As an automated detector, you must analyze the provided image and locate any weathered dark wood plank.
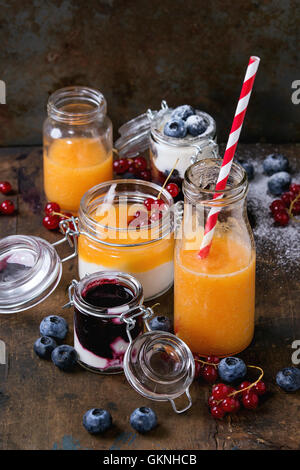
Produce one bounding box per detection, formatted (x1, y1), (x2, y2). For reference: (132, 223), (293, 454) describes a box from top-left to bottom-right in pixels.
(0, 144), (299, 450)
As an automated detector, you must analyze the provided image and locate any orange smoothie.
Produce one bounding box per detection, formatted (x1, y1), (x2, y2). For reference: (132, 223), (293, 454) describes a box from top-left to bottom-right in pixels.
(43, 137), (113, 213)
(174, 235), (255, 356)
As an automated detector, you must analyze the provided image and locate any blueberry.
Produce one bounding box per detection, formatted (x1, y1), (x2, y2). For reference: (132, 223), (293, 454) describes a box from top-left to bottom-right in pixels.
(238, 159), (254, 181)
(34, 336), (57, 359)
(268, 171), (291, 196)
(263, 153), (289, 176)
(186, 115), (207, 136)
(171, 105), (195, 121)
(276, 367), (300, 392)
(130, 407), (157, 433)
(40, 315), (68, 340)
(51, 345), (77, 371)
(164, 119), (187, 138)
(149, 315), (172, 332)
(218, 357), (247, 383)
(83, 408), (112, 434)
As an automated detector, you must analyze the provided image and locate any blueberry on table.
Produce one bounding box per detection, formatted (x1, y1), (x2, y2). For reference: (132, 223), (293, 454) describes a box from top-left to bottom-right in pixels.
(149, 315), (172, 332)
(186, 115), (207, 136)
(238, 159), (255, 181)
(268, 171), (291, 196)
(164, 119), (187, 138)
(83, 408), (112, 434)
(40, 315), (68, 340)
(218, 357), (247, 383)
(34, 336), (57, 359)
(276, 367), (300, 392)
(171, 105), (195, 121)
(130, 407), (157, 433)
(263, 153), (289, 176)
(51, 345), (77, 371)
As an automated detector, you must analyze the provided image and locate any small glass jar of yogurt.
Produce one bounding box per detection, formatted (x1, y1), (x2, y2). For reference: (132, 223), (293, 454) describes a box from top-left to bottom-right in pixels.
(69, 271), (144, 374)
(77, 179), (175, 300)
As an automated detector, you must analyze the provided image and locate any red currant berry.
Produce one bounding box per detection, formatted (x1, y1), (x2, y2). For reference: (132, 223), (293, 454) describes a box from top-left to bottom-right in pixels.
(210, 405), (225, 419)
(45, 202), (60, 216)
(194, 361), (203, 380)
(253, 381), (266, 396)
(0, 199), (15, 215)
(133, 156), (147, 172)
(212, 383), (230, 400)
(233, 399), (241, 412)
(0, 181), (12, 194)
(42, 214), (60, 230)
(143, 197), (155, 211)
(206, 355), (220, 365)
(221, 397), (237, 413)
(238, 381), (252, 395)
(281, 191), (294, 207)
(150, 210), (162, 223)
(289, 183), (300, 196)
(292, 201), (300, 216)
(242, 391), (259, 410)
(139, 169), (151, 181)
(270, 199), (286, 214)
(113, 158), (129, 175)
(60, 212), (75, 231)
(166, 182), (179, 198)
(208, 395), (218, 408)
(226, 386), (236, 396)
(273, 210), (289, 226)
(202, 365), (218, 383)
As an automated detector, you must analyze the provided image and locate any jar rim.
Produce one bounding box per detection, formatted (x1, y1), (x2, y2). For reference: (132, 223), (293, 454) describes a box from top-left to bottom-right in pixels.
(78, 179), (175, 247)
(72, 271), (144, 317)
(183, 158), (248, 206)
(47, 86), (107, 124)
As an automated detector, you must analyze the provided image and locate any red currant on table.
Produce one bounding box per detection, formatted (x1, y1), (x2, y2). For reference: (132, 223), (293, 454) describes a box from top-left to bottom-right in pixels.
(194, 360), (203, 380)
(42, 214), (60, 230)
(238, 381), (252, 395)
(212, 383), (230, 400)
(292, 201), (300, 215)
(133, 156), (147, 172)
(208, 395), (218, 408)
(281, 191), (294, 207)
(139, 169), (151, 181)
(210, 405), (225, 419)
(0, 200), (15, 215)
(289, 183), (300, 196)
(166, 182), (179, 198)
(113, 158), (129, 175)
(202, 364), (218, 383)
(45, 202), (60, 216)
(270, 199), (286, 214)
(242, 391), (259, 410)
(253, 381), (266, 396)
(206, 355), (220, 365)
(0, 181), (12, 194)
(273, 210), (289, 226)
(221, 397), (237, 413)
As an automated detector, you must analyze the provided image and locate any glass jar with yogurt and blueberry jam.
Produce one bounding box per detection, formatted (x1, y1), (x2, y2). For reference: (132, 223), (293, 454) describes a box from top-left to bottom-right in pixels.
(115, 101), (218, 199)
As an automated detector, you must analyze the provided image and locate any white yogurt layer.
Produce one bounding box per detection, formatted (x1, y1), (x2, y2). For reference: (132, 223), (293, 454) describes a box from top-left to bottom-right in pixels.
(78, 258), (174, 300)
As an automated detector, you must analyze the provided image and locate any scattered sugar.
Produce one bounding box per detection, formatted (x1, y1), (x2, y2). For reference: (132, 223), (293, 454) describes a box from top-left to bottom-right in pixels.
(246, 155), (300, 273)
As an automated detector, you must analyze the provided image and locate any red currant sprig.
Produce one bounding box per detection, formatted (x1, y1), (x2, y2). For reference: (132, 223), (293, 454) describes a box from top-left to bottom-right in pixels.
(270, 183), (300, 226)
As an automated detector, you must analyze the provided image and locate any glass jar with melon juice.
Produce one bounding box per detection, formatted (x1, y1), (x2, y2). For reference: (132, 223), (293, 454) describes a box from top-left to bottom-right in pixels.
(43, 86), (113, 213)
(174, 159), (255, 357)
(77, 179), (175, 301)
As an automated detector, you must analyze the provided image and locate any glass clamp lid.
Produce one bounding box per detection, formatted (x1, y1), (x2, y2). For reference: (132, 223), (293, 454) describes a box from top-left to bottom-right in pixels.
(123, 327), (195, 414)
(0, 235), (64, 314)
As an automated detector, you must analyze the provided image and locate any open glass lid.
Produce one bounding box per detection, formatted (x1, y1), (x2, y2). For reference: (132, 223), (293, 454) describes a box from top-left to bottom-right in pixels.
(123, 328), (195, 414)
(0, 235), (62, 314)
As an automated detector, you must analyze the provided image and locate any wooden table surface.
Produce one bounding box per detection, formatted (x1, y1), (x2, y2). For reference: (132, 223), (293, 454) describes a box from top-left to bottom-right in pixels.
(0, 144), (299, 451)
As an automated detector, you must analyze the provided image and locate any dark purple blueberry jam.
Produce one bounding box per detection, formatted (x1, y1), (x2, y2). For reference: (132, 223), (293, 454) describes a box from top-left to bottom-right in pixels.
(74, 281), (142, 373)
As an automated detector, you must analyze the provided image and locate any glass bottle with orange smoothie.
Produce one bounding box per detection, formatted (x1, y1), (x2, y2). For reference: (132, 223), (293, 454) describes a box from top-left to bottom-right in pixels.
(174, 159), (255, 357)
(43, 86), (113, 213)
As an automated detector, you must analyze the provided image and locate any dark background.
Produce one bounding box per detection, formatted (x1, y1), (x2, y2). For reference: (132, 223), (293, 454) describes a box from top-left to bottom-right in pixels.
(0, 0), (299, 147)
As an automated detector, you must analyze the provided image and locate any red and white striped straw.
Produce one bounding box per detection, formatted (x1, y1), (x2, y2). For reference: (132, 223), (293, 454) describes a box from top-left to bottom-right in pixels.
(198, 56), (260, 259)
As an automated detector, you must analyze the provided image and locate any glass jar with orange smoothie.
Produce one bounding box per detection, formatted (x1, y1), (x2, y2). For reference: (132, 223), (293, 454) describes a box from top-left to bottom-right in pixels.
(43, 86), (113, 213)
(174, 159), (255, 357)
(77, 179), (175, 300)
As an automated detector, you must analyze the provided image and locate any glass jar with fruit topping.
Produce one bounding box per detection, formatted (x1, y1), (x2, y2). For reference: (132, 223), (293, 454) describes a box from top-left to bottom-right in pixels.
(67, 271), (144, 374)
(114, 101), (218, 198)
(43, 86), (113, 214)
(76, 179), (175, 300)
(174, 159), (256, 357)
